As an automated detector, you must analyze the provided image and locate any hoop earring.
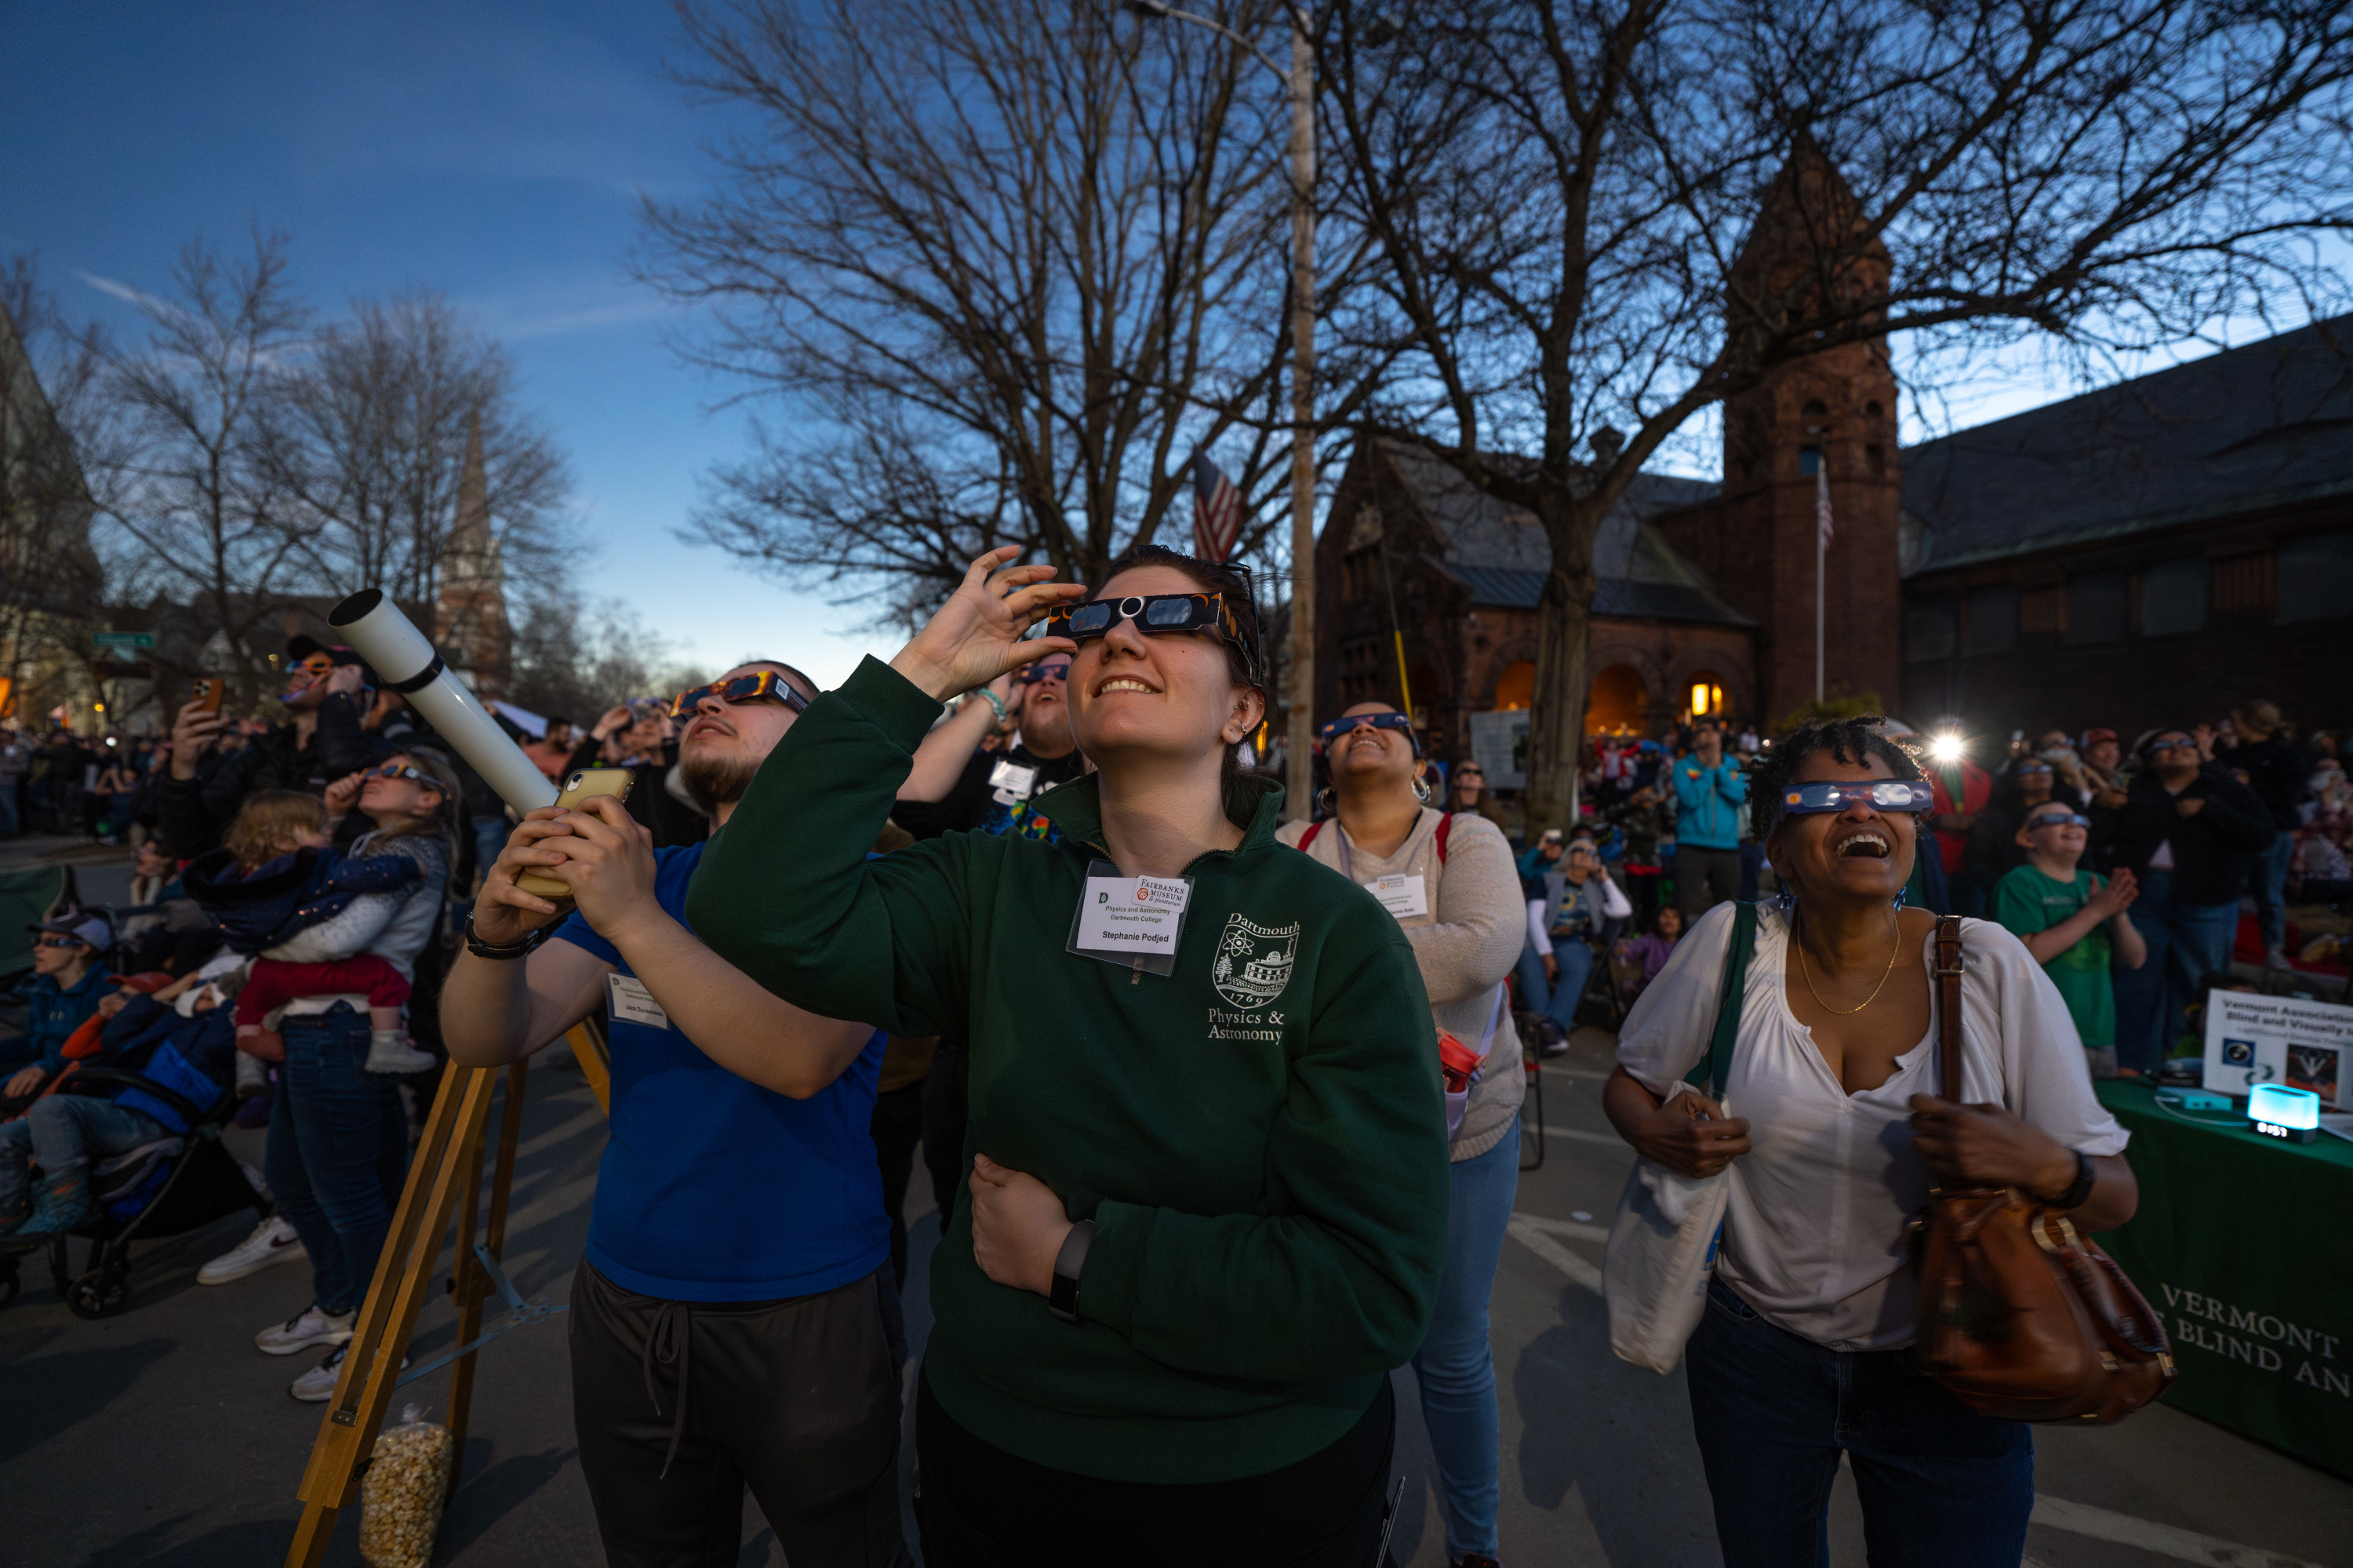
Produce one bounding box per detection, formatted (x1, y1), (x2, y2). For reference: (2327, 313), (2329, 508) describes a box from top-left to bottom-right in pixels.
(1315, 787), (1336, 817)
(1775, 884), (1798, 916)
(1411, 775), (1433, 805)
(1894, 885), (1907, 911)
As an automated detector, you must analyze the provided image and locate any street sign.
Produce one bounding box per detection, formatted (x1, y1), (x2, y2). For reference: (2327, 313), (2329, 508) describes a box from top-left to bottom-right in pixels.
(92, 631), (155, 649)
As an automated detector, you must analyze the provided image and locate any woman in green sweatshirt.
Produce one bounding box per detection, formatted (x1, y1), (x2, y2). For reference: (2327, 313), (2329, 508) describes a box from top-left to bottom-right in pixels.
(689, 544), (1449, 1566)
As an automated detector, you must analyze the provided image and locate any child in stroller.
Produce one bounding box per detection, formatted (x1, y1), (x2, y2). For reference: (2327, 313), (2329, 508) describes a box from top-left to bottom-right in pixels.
(184, 791), (435, 1077)
(0, 963), (238, 1237)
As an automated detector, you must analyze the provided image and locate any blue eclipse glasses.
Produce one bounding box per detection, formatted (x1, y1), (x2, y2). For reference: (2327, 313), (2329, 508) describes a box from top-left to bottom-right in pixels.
(1318, 711), (1417, 751)
(2023, 809), (2093, 831)
(1016, 659), (1072, 685)
(1779, 780), (1935, 814)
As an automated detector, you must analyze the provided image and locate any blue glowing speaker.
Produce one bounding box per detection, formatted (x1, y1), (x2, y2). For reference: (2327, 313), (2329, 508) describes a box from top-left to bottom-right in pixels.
(2248, 1083), (2320, 1144)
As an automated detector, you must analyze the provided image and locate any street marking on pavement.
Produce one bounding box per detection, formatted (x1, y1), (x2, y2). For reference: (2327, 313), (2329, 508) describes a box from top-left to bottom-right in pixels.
(1539, 1064), (1610, 1082)
(1506, 1216), (1602, 1293)
(1513, 1213), (1612, 1244)
(2029, 1493), (2330, 1567)
(1539, 1123), (1626, 1148)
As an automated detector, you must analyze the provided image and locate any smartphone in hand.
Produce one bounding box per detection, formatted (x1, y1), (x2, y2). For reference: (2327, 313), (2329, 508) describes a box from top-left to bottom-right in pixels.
(513, 768), (635, 899)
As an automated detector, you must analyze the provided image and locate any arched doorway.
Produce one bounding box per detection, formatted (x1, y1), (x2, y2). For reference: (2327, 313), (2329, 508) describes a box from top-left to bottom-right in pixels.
(1492, 660), (1535, 710)
(1683, 669), (1728, 723)
(1586, 664), (1646, 733)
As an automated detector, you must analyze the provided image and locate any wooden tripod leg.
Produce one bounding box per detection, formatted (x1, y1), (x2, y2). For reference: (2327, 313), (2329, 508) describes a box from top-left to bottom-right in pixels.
(443, 1058), (529, 1503)
(567, 1020), (611, 1115)
(285, 1064), (499, 1568)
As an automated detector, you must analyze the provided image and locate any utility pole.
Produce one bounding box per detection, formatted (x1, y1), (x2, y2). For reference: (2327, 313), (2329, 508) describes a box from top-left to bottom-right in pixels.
(1124, 1), (1323, 819)
(1282, 16), (1316, 820)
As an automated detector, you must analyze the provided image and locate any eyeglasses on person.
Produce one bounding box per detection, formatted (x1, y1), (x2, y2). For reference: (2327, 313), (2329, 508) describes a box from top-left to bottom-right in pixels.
(1042, 592), (1257, 675)
(2023, 810), (2093, 831)
(362, 762), (435, 788)
(668, 671), (811, 719)
(1778, 780), (1935, 814)
(36, 934), (85, 950)
(1016, 659), (1073, 685)
(1318, 711), (1415, 747)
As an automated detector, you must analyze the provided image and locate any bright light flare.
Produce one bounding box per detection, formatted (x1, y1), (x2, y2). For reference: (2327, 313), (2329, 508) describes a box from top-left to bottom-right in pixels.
(1929, 733), (1965, 765)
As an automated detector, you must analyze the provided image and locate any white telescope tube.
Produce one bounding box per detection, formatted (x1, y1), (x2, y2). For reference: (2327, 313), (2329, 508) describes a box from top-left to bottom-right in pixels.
(327, 588), (558, 813)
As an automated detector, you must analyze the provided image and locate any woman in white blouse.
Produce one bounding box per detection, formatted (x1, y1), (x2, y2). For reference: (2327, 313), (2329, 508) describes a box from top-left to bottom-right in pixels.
(1602, 717), (2138, 1568)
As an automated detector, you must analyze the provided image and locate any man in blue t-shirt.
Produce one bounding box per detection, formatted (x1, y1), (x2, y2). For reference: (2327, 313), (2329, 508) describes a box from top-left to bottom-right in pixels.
(444, 661), (907, 1568)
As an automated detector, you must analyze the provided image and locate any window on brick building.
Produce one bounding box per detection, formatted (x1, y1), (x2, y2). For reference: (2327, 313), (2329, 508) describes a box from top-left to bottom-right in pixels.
(1798, 446), (1823, 476)
(2020, 585), (2065, 637)
(2140, 559), (2209, 636)
(2066, 572), (2128, 644)
(2277, 532), (2353, 623)
(1964, 586), (2020, 654)
(1905, 597), (1956, 661)
(1492, 660), (1535, 710)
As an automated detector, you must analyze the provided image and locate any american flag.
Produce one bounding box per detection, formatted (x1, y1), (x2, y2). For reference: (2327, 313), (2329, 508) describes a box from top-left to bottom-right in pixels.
(1191, 452), (1242, 563)
(1816, 461), (1834, 548)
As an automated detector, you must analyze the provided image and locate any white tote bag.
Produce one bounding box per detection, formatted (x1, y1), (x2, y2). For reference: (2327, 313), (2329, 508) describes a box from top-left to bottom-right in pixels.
(1602, 901), (1756, 1373)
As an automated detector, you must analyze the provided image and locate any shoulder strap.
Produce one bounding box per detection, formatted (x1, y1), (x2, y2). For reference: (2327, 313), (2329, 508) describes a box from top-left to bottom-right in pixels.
(1934, 914), (1965, 1102)
(1682, 901), (1758, 1098)
(1297, 820), (1323, 852)
(1435, 813), (1453, 864)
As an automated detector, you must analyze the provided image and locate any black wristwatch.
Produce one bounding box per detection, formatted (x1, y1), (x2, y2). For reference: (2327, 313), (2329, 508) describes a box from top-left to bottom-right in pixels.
(2045, 1149), (2096, 1211)
(1049, 1220), (1096, 1325)
(464, 913), (553, 961)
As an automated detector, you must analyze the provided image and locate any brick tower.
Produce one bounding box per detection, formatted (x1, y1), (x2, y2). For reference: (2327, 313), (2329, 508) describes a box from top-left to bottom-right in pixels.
(435, 413), (511, 697)
(1657, 143), (1904, 726)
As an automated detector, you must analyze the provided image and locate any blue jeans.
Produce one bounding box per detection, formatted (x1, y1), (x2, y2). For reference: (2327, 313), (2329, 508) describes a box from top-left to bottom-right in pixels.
(2110, 871), (2239, 1075)
(265, 1004), (410, 1315)
(2252, 834), (2295, 952)
(1686, 1279), (2033, 1568)
(1, 1096), (167, 1216)
(1514, 940), (1551, 1018)
(471, 813), (509, 886)
(1411, 1118), (1519, 1560)
(1540, 938), (1596, 1034)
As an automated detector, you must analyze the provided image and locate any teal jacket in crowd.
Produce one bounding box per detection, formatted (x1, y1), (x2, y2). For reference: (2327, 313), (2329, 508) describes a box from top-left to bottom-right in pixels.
(20, 964), (115, 1074)
(1671, 758), (1748, 850)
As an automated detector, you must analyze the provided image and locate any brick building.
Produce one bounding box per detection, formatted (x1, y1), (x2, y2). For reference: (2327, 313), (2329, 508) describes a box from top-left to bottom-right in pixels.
(1897, 315), (2353, 739)
(1316, 438), (1749, 780)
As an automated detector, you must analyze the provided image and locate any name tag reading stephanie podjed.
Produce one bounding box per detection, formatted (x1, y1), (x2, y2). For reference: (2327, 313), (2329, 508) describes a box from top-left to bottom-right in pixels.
(1366, 873), (1428, 920)
(606, 973), (672, 1030)
(1074, 872), (1191, 957)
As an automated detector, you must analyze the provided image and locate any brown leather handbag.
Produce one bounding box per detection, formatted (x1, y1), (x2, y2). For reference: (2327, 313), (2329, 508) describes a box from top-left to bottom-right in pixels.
(1911, 916), (2178, 1424)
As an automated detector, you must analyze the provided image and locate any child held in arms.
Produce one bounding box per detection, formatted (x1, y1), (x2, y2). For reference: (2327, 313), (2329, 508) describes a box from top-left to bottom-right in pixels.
(184, 791), (436, 1075)
(1993, 801), (2148, 1079)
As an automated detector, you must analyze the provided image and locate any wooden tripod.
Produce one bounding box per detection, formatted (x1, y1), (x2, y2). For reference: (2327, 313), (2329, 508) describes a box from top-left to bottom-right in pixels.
(283, 1024), (610, 1567)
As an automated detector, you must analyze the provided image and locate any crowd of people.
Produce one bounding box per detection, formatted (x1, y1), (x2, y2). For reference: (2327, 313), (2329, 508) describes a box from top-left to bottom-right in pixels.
(0, 553), (2340, 1566)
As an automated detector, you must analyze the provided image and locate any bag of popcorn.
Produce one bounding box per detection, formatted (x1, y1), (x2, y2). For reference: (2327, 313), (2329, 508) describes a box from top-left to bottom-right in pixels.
(358, 1402), (453, 1568)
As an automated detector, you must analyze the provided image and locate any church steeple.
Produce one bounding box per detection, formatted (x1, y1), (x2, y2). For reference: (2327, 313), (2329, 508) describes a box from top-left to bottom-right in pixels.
(435, 410), (511, 696)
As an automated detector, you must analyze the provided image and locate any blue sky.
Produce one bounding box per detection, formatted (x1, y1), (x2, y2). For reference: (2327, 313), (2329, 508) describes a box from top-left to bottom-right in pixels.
(5, 0), (2328, 690)
(2, 0), (904, 687)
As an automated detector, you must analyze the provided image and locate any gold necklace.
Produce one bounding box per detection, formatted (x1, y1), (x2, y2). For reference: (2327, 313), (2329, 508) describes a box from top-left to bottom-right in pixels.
(1796, 908), (1903, 1017)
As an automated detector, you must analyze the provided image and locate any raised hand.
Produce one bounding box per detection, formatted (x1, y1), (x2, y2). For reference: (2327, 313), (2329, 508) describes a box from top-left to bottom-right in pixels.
(889, 548), (1084, 701)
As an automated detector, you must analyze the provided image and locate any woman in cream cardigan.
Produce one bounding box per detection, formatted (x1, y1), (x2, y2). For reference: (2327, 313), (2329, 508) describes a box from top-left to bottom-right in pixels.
(1281, 701), (1526, 1568)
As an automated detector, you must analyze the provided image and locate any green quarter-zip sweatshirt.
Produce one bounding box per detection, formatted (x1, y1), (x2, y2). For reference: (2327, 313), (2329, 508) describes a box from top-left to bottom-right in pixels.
(687, 657), (1449, 1483)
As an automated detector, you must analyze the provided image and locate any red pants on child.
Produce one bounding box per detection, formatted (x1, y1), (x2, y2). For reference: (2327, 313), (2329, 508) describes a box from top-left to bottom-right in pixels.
(235, 955), (410, 1031)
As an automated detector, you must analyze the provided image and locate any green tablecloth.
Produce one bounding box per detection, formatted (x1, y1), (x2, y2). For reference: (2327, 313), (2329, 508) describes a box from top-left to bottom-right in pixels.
(2095, 1080), (2353, 1478)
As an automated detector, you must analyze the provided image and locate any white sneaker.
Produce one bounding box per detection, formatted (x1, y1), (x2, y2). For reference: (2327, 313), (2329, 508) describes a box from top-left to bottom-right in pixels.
(199, 1213), (306, 1286)
(364, 1035), (438, 1074)
(2265, 945), (2293, 972)
(290, 1342), (406, 1402)
(256, 1304), (355, 1356)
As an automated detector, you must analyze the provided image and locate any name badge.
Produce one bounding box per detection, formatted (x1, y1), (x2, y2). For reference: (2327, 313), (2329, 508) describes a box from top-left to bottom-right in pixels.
(1067, 863), (1195, 980)
(1366, 873), (1428, 920)
(988, 760), (1038, 805)
(606, 973), (671, 1031)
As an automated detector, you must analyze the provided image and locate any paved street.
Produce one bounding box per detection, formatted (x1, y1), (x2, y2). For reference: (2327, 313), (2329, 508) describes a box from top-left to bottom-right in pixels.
(3, 1017), (2350, 1566)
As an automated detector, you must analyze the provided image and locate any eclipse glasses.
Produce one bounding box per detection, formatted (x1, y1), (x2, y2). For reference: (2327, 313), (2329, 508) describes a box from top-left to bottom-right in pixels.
(669, 671), (810, 720)
(1042, 587), (1264, 685)
(1779, 780), (1935, 814)
(2023, 809), (2093, 832)
(1318, 711), (1416, 749)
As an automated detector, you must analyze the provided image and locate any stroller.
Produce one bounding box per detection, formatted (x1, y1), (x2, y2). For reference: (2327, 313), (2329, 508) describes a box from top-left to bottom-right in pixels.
(0, 1067), (268, 1319)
